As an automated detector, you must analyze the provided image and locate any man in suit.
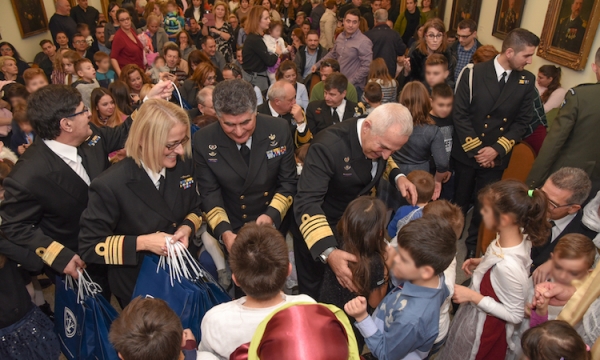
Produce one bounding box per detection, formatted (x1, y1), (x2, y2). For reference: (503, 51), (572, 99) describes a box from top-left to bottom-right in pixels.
(297, 73), (363, 146)
(452, 28), (539, 259)
(294, 31), (329, 83)
(294, 103), (417, 298)
(257, 80), (306, 144)
(527, 47), (600, 195)
(0, 83), (173, 283)
(531, 167), (596, 282)
(365, 9), (406, 77)
(194, 79), (297, 252)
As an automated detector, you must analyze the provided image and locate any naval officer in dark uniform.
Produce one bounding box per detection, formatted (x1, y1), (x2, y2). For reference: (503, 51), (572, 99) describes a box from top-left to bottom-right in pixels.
(452, 28), (538, 259)
(194, 79), (298, 252)
(294, 103), (417, 298)
(78, 99), (202, 306)
(552, 0), (587, 53)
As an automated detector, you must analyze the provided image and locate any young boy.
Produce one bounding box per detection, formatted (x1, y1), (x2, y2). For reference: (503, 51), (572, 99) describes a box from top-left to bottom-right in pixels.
(109, 297), (198, 360)
(72, 58), (99, 108)
(421, 200), (464, 356)
(198, 223), (314, 359)
(387, 170), (434, 238)
(94, 51), (116, 88)
(430, 83), (455, 200)
(345, 216), (456, 360)
(10, 103), (35, 156)
(164, 1), (185, 41)
(23, 68), (49, 94)
(424, 53), (450, 93)
(362, 82), (382, 114)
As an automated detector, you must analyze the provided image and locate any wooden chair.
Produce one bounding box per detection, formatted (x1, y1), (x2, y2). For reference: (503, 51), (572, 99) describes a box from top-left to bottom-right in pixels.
(476, 142), (537, 256)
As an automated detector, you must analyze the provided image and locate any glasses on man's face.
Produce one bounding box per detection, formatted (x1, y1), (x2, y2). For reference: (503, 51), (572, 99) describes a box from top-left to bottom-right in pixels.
(165, 135), (190, 151)
(74, 40), (86, 44)
(537, 188), (574, 210)
(456, 33), (473, 39)
(426, 33), (444, 40)
(67, 106), (89, 118)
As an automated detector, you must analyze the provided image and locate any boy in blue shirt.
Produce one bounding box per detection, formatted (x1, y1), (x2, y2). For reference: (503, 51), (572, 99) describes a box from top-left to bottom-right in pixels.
(387, 170), (435, 238)
(345, 216), (456, 360)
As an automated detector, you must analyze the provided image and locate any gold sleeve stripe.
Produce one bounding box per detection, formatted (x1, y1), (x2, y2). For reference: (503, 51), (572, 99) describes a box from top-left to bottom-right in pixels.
(296, 129), (313, 145)
(184, 213), (202, 233)
(382, 157), (399, 181)
(39, 241), (64, 266)
(462, 137), (482, 152)
(206, 207), (231, 231)
(299, 214), (334, 249)
(269, 193), (294, 219)
(95, 236), (124, 265)
(497, 137), (515, 153)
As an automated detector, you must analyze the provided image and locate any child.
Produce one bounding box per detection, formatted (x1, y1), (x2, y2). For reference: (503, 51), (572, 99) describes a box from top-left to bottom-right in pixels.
(424, 53), (450, 92)
(391, 81), (450, 203)
(11, 104), (34, 156)
(319, 197), (391, 348)
(295, 143), (310, 176)
(361, 82), (383, 113)
(345, 216), (456, 360)
(430, 83), (455, 200)
(77, 23), (94, 48)
(263, 21), (289, 84)
(421, 200), (465, 357)
(387, 170), (434, 238)
(72, 58), (100, 109)
(148, 56), (170, 84)
(164, 1), (185, 41)
(235, 47), (244, 67)
(61, 50), (82, 85)
(94, 51), (117, 88)
(364, 58), (398, 104)
(23, 68), (49, 94)
(521, 320), (590, 360)
(439, 181), (551, 360)
(109, 297), (198, 360)
(198, 223), (314, 359)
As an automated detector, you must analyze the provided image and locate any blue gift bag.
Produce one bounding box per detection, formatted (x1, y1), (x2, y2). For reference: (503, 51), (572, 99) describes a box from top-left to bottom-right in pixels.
(55, 276), (85, 360)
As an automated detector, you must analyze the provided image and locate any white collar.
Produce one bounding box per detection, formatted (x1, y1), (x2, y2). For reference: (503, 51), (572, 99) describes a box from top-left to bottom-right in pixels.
(356, 117), (365, 147)
(44, 139), (78, 164)
(141, 161), (166, 186)
(553, 212), (578, 233)
(493, 55), (512, 81)
(268, 101), (281, 117)
(236, 136), (253, 149)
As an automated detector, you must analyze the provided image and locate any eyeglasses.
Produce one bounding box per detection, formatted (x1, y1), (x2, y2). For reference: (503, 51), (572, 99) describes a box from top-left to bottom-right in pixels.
(165, 135), (190, 151)
(537, 188), (574, 210)
(456, 33), (473, 39)
(118, 17), (131, 22)
(206, 76), (216, 81)
(74, 40), (86, 44)
(67, 106), (89, 118)
(426, 33), (444, 40)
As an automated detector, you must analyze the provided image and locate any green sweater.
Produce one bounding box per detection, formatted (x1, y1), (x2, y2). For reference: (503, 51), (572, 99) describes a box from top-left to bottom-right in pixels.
(310, 81), (358, 103)
(393, 10), (427, 38)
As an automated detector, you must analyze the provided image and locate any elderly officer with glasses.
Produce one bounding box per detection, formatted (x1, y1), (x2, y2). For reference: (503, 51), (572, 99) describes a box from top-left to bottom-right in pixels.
(0, 82), (173, 300)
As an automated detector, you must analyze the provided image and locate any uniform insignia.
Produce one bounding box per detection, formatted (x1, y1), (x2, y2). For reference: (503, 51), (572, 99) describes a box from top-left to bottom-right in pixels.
(560, 99), (567, 108)
(209, 152), (217, 157)
(269, 134), (276, 140)
(208, 158), (218, 162)
(518, 76), (529, 85)
(316, 107), (322, 114)
(180, 176), (194, 189)
(344, 165), (351, 170)
(344, 157), (350, 163)
(569, 88), (575, 95)
(270, 141), (278, 147)
(208, 144), (217, 150)
(87, 135), (101, 146)
(266, 146), (287, 159)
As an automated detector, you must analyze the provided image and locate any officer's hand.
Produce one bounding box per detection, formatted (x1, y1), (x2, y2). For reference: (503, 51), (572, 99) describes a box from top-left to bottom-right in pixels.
(63, 254), (86, 279)
(344, 296), (368, 322)
(291, 104), (304, 124)
(222, 231), (237, 252)
(532, 259), (553, 285)
(475, 147), (498, 165)
(396, 176), (417, 206)
(137, 232), (171, 255)
(537, 282), (576, 307)
(256, 214), (275, 227)
(328, 249), (358, 292)
(148, 79), (175, 100)
(172, 225), (192, 248)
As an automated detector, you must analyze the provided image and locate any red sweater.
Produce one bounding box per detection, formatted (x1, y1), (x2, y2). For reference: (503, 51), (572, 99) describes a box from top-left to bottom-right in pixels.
(110, 28), (144, 70)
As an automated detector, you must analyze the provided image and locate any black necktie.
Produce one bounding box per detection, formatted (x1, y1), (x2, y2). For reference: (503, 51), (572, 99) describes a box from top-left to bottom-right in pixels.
(158, 175), (166, 197)
(549, 220), (556, 228)
(332, 107), (340, 124)
(499, 71), (507, 92)
(240, 144), (251, 166)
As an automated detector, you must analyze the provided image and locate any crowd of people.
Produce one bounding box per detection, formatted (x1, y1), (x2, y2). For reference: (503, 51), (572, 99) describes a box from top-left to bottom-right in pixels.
(1, 0), (600, 359)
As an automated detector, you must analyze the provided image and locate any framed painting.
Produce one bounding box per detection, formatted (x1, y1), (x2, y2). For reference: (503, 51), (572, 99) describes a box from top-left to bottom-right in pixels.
(449, 0), (482, 31)
(10, 0), (49, 38)
(537, 0), (600, 70)
(493, 0), (527, 39)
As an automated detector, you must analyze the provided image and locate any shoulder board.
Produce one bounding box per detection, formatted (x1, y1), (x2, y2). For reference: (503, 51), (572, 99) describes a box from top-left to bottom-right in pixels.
(568, 88), (575, 95)
(574, 83), (599, 88)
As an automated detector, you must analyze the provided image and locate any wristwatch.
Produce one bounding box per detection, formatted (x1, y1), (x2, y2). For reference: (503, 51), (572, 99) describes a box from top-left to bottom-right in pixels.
(319, 247), (337, 264)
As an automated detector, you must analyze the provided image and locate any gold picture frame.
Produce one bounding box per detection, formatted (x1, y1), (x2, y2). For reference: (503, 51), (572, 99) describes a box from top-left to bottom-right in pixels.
(537, 0), (600, 70)
(10, 0), (49, 38)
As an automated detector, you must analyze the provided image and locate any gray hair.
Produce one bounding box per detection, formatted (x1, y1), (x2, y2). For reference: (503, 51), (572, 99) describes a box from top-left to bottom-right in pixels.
(368, 103), (413, 137)
(267, 80), (289, 102)
(548, 167), (592, 205)
(213, 79), (257, 116)
(374, 9), (388, 24)
(196, 85), (214, 106)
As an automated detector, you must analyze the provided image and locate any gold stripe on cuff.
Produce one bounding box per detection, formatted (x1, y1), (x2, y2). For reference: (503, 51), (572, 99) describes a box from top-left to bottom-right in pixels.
(269, 193), (293, 219)
(299, 214), (334, 249)
(185, 213), (202, 233)
(383, 157), (399, 180)
(206, 207), (231, 231)
(462, 137), (482, 152)
(40, 241), (65, 266)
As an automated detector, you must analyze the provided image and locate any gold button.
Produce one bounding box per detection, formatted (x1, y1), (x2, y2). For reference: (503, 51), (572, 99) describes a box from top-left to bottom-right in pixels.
(240, 195), (245, 200)
(172, 223), (177, 227)
(265, 202), (269, 205)
(481, 133), (485, 137)
(503, 118), (507, 122)
(487, 115), (491, 119)
(263, 192), (269, 197)
(242, 214), (247, 219)
(500, 127), (504, 131)
(484, 124), (488, 128)
(241, 205), (246, 209)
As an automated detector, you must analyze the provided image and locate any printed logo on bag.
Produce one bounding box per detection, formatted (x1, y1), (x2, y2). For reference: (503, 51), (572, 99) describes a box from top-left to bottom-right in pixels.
(64, 307), (77, 338)
(144, 294), (154, 298)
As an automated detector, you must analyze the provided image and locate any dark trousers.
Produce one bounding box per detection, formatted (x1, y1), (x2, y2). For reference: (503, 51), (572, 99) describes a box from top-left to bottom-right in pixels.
(293, 227), (325, 300)
(453, 160), (504, 251)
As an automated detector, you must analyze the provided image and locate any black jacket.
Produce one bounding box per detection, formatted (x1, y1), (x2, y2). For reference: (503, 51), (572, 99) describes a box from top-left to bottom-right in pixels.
(365, 24), (407, 77)
(406, 46), (457, 85)
(294, 45), (328, 83)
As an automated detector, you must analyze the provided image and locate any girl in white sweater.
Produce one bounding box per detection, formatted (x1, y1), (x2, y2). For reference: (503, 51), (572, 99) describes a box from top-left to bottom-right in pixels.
(439, 180), (551, 360)
(263, 21), (290, 84)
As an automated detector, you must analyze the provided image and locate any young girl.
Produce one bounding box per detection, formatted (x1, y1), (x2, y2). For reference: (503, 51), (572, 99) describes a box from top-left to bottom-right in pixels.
(521, 320), (590, 360)
(364, 58), (398, 104)
(439, 180), (551, 360)
(264, 21), (290, 84)
(391, 81), (449, 201)
(318, 196), (391, 349)
(60, 50), (82, 86)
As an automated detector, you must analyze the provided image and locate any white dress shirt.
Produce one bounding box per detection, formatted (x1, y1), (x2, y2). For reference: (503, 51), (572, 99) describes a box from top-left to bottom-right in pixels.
(493, 55), (513, 81)
(142, 162), (166, 190)
(236, 137), (253, 150)
(332, 99), (347, 121)
(551, 213), (577, 243)
(44, 139), (90, 185)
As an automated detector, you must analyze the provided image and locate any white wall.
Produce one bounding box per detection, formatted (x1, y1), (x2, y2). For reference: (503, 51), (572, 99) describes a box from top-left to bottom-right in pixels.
(443, 0), (600, 88)
(0, 0), (104, 62)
